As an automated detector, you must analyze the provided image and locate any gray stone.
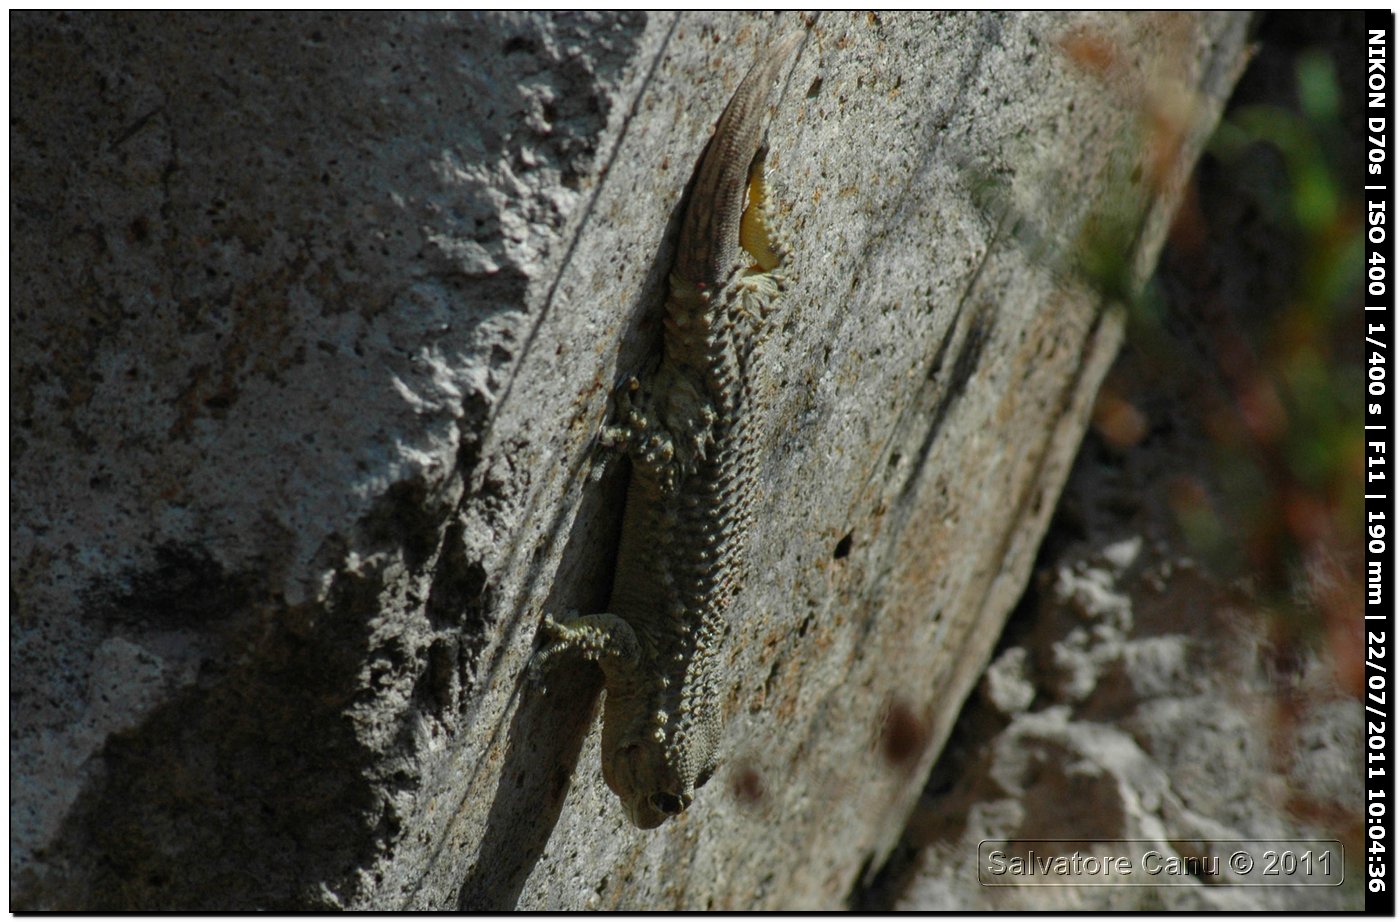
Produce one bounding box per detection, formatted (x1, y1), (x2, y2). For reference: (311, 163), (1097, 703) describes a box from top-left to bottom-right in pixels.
(983, 647), (1036, 717)
(10, 10), (1252, 909)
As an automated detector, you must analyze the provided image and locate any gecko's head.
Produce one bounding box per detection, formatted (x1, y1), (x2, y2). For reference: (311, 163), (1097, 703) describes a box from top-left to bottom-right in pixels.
(602, 727), (719, 829)
(605, 740), (695, 829)
(599, 688), (720, 828)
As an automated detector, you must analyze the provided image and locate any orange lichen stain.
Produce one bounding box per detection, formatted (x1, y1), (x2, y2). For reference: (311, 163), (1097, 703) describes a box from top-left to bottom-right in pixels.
(1091, 388), (1149, 449)
(1057, 19), (1214, 198)
(729, 760), (767, 809)
(879, 698), (930, 772)
(1057, 29), (1124, 80)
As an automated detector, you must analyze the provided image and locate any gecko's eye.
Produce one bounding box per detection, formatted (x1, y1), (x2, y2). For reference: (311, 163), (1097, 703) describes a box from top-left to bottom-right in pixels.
(649, 791), (688, 816)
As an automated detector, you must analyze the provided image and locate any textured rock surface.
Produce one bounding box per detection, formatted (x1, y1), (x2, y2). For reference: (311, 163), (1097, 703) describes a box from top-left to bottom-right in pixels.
(10, 11), (1250, 909)
(884, 529), (1360, 910)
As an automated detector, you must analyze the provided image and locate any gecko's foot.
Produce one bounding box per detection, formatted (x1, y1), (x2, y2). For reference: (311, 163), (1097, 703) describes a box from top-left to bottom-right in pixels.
(733, 267), (784, 329)
(598, 376), (646, 450)
(594, 377), (644, 482)
(527, 610), (643, 695)
(595, 375), (691, 491)
(527, 612), (572, 692)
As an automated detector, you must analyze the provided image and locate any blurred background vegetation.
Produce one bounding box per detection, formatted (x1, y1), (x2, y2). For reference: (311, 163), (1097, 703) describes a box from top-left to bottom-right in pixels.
(1096, 14), (1367, 695)
(1078, 10), (1367, 879)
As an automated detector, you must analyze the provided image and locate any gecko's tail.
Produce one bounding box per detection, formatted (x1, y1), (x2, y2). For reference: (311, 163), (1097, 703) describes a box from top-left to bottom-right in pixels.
(669, 28), (805, 293)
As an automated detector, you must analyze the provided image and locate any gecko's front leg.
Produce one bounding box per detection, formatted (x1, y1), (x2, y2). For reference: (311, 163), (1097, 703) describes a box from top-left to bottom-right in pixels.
(530, 611), (643, 694)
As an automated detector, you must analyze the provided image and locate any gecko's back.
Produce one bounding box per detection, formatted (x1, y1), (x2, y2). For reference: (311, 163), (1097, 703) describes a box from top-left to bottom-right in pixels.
(534, 29), (804, 829)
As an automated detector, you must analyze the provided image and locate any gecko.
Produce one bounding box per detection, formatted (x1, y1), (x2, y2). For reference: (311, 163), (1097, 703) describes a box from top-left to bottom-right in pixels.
(532, 29), (805, 829)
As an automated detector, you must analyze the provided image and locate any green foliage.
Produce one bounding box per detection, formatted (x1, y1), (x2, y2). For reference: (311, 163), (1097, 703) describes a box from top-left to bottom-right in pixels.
(1159, 46), (1364, 648)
